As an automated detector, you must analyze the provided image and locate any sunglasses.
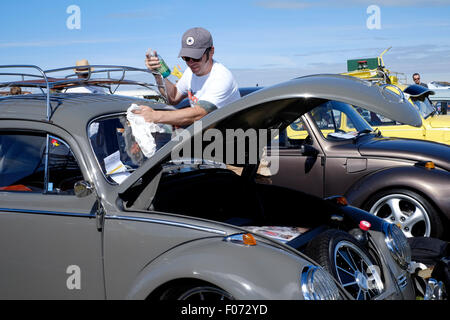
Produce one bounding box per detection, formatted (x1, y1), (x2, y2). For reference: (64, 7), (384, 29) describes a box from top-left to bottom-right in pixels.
(182, 47), (212, 63)
(182, 56), (202, 63)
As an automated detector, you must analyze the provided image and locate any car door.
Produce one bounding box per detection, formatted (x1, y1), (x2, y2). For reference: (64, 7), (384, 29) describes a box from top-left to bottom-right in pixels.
(0, 124), (104, 299)
(266, 117), (325, 198)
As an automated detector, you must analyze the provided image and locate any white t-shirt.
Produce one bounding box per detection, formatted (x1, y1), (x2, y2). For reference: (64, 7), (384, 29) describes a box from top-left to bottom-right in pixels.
(176, 60), (240, 109)
(65, 85), (106, 94)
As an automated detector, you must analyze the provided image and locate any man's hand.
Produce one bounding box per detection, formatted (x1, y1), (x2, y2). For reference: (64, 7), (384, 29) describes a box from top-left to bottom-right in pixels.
(145, 49), (161, 72)
(131, 104), (208, 127)
(132, 105), (162, 123)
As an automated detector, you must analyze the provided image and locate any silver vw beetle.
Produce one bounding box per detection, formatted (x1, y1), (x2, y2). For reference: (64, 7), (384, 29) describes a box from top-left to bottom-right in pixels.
(0, 66), (424, 299)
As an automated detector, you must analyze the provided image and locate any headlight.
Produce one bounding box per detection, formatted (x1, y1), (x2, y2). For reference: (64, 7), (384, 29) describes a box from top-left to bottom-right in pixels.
(301, 266), (343, 300)
(383, 222), (411, 269)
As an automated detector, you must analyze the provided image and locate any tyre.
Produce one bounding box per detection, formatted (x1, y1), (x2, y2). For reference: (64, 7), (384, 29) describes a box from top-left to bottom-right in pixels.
(305, 229), (384, 300)
(365, 189), (443, 238)
(160, 284), (234, 301)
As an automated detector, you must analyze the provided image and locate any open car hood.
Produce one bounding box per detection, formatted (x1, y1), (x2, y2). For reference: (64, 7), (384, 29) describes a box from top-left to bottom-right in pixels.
(404, 84), (435, 97)
(117, 74), (422, 198)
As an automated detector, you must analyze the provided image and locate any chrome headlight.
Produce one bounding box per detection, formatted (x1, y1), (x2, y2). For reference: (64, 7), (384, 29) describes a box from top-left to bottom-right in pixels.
(301, 266), (343, 300)
(383, 222), (411, 269)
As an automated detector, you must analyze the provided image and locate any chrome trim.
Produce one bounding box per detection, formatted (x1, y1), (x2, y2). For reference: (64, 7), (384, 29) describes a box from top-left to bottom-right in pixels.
(301, 265), (343, 300)
(383, 222), (411, 269)
(424, 278), (446, 300)
(0, 207), (95, 218)
(106, 215), (227, 235)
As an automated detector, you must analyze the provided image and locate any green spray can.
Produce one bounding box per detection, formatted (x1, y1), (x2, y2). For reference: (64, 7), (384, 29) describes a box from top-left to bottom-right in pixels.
(148, 50), (171, 78)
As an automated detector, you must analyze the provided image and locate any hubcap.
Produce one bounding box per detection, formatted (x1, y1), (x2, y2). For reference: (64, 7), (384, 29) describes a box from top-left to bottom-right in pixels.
(334, 241), (384, 300)
(370, 194), (431, 237)
(355, 271), (369, 291)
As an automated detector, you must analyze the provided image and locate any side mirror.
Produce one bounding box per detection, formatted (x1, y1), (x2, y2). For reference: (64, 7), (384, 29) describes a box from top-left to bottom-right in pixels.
(74, 181), (94, 198)
(300, 144), (318, 157)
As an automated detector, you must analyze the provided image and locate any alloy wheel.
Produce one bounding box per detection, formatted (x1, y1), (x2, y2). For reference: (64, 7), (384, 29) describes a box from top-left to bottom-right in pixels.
(369, 193), (431, 237)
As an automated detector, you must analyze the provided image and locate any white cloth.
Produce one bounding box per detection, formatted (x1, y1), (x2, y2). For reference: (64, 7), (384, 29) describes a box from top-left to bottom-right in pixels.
(176, 60), (240, 109)
(126, 104), (165, 158)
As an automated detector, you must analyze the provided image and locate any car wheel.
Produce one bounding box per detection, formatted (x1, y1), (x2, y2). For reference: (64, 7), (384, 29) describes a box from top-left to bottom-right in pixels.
(160, 284), (234, 301)
(305, 229), (384, 300)
(365, 189), (443, 238)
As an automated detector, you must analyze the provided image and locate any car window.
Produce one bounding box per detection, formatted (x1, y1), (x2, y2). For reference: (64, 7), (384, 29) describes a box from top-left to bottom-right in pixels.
(310, 101), (373, 140)
(0, 132), (82, 194)
(411, 96), (436, 118)
(354, 109), (399, 127)
(89, 115), (172, 184)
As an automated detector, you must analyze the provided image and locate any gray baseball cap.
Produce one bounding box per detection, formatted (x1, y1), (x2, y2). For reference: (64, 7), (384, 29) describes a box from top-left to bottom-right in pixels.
(178, 27), (213, 59)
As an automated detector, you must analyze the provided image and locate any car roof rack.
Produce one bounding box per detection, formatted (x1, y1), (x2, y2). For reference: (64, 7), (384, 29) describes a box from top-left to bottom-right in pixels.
(0, 64), (168, 121)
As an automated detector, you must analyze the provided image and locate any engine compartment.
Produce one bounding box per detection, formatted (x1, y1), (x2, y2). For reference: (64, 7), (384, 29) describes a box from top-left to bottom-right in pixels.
(152, 167), (335, 231)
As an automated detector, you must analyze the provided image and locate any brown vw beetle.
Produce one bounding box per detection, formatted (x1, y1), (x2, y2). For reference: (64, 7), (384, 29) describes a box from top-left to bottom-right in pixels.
(257, 82), (450, 240)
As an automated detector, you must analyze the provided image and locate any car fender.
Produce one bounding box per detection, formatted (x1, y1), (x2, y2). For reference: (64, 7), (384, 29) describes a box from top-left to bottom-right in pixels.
(125, 237), (306, 300)
(344, 166), (450, 218)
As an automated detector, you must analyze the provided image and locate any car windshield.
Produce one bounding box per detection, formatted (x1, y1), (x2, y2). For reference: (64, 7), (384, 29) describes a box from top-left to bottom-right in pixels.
(88, 114), (172, 184)
(411, 96), (436, 119)
(309, 100), (373, 140)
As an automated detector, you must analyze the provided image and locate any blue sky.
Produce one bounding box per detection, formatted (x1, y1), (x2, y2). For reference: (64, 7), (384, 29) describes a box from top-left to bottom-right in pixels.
(1, 0), (449, 87)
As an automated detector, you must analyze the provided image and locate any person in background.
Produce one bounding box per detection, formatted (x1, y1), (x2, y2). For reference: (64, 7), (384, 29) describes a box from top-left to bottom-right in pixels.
(133, 27), (241, 127)
(412, 73), (428, 88)
(65, 59), (106, 94)
(9, 86), (22, 95)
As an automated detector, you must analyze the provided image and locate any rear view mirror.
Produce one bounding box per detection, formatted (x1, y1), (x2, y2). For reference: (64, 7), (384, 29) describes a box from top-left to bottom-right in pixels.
(300, 144), (318, 157)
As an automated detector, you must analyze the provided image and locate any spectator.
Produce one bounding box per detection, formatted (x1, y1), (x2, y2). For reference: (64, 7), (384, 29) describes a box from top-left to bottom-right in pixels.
(9, 86), (22, 95)
(65, 59), (106, 94)
(412, 73), (428, 88)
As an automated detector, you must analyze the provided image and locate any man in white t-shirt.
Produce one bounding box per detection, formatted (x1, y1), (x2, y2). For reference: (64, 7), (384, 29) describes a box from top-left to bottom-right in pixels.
(133, 27), (241, 127)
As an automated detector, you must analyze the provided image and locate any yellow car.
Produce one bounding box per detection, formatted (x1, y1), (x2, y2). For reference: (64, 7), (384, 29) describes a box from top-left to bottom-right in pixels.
(341, 49), (450, 145)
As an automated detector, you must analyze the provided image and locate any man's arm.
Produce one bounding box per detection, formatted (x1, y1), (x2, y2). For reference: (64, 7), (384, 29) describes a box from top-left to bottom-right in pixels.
(153, 75), (186, 105)
(145, 52), (185, 105)
(132, 101), (216, 127)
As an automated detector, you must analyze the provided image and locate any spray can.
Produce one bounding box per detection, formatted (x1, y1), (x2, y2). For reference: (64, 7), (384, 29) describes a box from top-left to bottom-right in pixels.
(147, 50), (171, 78)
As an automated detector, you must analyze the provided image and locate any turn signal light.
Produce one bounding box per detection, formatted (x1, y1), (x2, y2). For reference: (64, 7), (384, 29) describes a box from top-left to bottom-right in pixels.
(336, 197), (348, 206)
(424, 161), (435, 169)
(325, 196), (349, 206)
(242, 233), (257, 246)
(224, 233), (257, 246)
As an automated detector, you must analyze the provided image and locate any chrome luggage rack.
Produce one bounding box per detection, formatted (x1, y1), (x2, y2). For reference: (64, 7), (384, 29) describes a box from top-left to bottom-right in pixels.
(0, 64), (168, 121)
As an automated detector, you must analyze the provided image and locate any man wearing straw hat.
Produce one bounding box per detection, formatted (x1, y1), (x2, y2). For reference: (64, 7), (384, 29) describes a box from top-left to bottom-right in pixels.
(65, 59), (106, 94)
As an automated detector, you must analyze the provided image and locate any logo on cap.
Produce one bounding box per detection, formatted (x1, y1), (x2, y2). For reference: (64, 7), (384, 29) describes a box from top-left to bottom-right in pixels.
(186, 36), (195, 46)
